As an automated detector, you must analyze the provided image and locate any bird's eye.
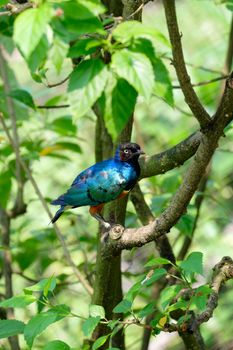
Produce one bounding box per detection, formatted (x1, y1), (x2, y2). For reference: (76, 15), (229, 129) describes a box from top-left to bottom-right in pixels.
(124, 149), (129, 154)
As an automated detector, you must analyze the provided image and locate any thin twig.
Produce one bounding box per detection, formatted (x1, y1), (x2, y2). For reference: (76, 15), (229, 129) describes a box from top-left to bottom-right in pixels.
(0, 113), (93, 296)
(172, 75), (228, 89)
(45, 75), (70, 88)
(37, 104), (70, 109)
(127, 2), (144, 19)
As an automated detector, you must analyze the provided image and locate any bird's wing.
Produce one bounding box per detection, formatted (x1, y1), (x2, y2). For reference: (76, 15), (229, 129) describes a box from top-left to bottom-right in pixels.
(52, 160), (128, 207)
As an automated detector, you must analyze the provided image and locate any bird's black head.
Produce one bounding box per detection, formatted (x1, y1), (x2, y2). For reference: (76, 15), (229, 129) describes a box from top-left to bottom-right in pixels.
(115, 142), (144, 163)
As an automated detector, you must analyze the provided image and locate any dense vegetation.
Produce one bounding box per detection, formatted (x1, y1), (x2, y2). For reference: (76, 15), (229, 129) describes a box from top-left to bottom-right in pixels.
(0, 0), (233, 349)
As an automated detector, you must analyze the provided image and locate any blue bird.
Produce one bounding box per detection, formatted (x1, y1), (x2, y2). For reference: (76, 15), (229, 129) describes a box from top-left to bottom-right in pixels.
(51, 142), (144, 228)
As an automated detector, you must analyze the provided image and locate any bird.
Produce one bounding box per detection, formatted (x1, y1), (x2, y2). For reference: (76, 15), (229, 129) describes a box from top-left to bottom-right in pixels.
(51, 142), (144, 228)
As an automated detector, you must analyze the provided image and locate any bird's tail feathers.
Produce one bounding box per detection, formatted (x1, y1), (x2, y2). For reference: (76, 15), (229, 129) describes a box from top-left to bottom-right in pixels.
(50, 206), (65, 224)
(51, 195), (65, 206)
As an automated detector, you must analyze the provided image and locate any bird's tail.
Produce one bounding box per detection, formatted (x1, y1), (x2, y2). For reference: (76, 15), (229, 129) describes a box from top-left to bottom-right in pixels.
(51, 206), (65, 224)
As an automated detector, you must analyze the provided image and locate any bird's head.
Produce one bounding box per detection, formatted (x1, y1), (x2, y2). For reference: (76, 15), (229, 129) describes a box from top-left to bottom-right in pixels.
(115, 142), (145, 162)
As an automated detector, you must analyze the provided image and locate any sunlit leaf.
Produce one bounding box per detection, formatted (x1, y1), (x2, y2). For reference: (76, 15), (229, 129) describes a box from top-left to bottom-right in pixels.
(111, 50), (154, 100)
(0, 295), (37, 308)
(13, 3), (53, 58)
(68, 59), (108, 119)
(89, 305), (105, 319)
(43, 340), (70, 350)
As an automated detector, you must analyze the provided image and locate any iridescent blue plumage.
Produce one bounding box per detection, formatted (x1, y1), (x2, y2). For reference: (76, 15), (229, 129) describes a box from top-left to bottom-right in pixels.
(51, 142), (144, 226)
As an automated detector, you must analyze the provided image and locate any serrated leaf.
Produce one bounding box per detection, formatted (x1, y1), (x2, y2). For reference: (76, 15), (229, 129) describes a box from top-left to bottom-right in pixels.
(111, 50), (154, 100)
(8, 89), (35, 109)
(180, 252), (203, 275)
(0, 320), (25, 338)
(93, 334), (109, 350)
(144, 268), (167, 286)
(125, 281), (142, 302)
(0, 295), (36, 308)
(113, 299), (132, 314)
(130, 38), (173, 106)
(112, 21), (169, 47)
(68, 59), (108, 119)
(24, 278), (56, 294)
(82, 316), (100, 337)
(13, 3), (53, 58)
(50, 36), (69, 74)
(103, 76), (137, 140)
(145, 257), (171, 267)
(43, 340), (70, 350)
(24, 305), (70, 348)
(89, 305), (105, 319)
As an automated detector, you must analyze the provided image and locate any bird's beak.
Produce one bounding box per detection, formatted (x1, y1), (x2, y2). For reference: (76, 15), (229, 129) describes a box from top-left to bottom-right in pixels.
(138, 150), (145, 155)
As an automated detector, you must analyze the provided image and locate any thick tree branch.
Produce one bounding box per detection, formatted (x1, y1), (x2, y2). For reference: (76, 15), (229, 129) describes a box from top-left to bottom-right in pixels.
(140, 131), (201, 179)
(0, 113), (93, 296)
(163, 0), (211, 128)
(102, 74), (233, 255)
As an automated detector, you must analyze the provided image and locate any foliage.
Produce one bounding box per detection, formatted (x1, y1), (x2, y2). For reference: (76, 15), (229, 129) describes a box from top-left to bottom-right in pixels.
(0, 0), (233, 350)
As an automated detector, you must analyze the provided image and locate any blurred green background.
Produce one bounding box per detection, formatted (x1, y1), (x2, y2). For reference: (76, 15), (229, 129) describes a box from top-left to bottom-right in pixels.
(1, 0), (233, 349)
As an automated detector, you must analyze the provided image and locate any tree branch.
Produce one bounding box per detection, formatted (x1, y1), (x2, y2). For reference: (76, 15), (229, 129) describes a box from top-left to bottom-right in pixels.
(140, 131), (202, 179)
(196, 257), (233, 326)
(163, 0), (211, 128)
(102, 73), (233, 255)
(0, 113), (93, 296)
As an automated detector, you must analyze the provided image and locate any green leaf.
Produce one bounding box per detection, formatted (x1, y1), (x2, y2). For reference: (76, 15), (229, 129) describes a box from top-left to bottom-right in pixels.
(68, 59), (108, 119)
(68, 38), (101, 59)
(24, 305), (70, 348)
(27, 35), (49, 73)
(125, 281), (142, 302)
(103, 77), (137, 140)
(89, 305), (105, 319)
(0, 295), (36, 308)
(138, 302), (155, 318)
(153, 56), (174, 106)
(111, 50), (154, 100)
(176, 214), (195, 237)
(190, 285), (212, 312)
(0, 320), (25, 338)
(13, 3), (53, 58)
(159, 285), (182, 310)
(113, 299), (132, 314)
(49, 115), (77, 136)
(93, 334), (109, 350)
(61, 1), (104, 35)
(180, 252), (203, 275)
(82, 316), (101, 337)
(145, 257), (171, 267)
(8, 89), (35, 109)
(0, 170), (11, 208)
(0, 0), (8, 6)
(50, 36), (69, 74)
(24, 278), (56, 295)
(112, 21), (169, 47)
(43, 340), (70, 350)
(144, 268), (167, 286)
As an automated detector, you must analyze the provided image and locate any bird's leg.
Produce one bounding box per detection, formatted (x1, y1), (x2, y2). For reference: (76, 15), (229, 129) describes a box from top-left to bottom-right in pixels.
(89, 204), (111, 229)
